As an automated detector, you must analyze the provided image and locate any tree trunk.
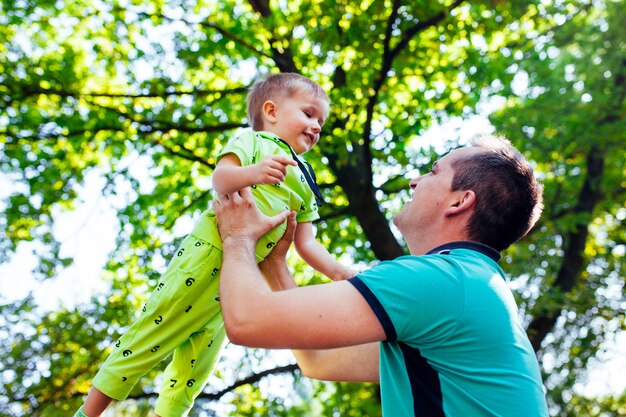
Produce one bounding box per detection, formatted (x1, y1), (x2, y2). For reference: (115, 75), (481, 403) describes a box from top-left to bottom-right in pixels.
(527, 145), (605, 351)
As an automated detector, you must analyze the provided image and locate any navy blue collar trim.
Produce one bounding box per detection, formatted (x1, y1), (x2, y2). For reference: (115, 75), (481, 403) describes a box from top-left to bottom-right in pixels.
(426, 241), (501, 262)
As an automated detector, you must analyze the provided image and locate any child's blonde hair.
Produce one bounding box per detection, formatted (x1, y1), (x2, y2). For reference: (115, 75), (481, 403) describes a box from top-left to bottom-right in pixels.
(247, 73), (329, 130)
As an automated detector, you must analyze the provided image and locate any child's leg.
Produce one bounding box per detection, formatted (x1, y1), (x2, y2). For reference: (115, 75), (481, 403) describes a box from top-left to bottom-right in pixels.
(154, 314), (228, 417)
(77, 235), (222, 413)
(79, 387), (113, 416)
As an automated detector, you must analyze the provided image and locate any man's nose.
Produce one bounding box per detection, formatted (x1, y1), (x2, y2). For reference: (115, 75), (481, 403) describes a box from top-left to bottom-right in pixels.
(409, 177), (420, 190)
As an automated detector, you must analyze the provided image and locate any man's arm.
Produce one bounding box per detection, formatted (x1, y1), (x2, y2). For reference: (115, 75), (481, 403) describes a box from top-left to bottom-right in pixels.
(214, 187), (386, 352)
(256, 215), (379, 382)
(220, 243), (383, 349)
(292, 343), (380, 382)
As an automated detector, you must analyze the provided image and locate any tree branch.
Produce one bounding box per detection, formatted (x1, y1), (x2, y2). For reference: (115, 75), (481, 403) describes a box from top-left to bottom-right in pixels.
(134, 10), (272, 60)
(156, 140), (215, 169)
(316, 207), (351, 223)
(161, 189), (214, 231)
(124, 363), (300, 402)
(362, 0), (466, 182)
(360, 0), (403, 183)
(86, 100), (246, 140)
(246, 0), (298, 73)
(199, 363), (299, 401)
(200, 20), (272, 60)
(2, 81), (249, 100)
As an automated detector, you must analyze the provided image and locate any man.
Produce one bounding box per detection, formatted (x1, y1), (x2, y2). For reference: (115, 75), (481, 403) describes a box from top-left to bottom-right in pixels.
(213, 135), (549, 416)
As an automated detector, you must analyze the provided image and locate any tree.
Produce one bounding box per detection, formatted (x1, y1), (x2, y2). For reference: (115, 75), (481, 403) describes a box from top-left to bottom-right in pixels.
(1, 0), (623, 416)
(489, 0), (626, 412)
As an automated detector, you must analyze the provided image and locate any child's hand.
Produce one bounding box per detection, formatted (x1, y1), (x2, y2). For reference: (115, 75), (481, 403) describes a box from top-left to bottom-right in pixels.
(254, 155), (298, 185)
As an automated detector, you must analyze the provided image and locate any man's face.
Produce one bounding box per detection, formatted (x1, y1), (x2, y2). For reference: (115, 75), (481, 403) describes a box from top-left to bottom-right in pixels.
(393, 147), (476, 234)
(266, 90), (329, 155)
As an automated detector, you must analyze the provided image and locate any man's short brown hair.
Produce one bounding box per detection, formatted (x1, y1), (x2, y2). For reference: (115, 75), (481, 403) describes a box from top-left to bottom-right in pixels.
(451, 135), (544, 251)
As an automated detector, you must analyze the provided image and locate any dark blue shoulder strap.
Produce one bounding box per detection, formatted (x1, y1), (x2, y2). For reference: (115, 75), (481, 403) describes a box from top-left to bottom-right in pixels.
(267, 135), (324, 207)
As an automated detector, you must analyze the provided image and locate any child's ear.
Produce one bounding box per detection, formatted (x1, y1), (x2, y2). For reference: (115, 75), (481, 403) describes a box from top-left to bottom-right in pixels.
(262, 100), (278, 124)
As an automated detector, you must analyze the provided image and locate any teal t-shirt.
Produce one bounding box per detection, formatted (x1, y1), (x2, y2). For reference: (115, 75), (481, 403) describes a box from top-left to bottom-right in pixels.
(192, 130), (320, 261)
(349, 242), (548, 417)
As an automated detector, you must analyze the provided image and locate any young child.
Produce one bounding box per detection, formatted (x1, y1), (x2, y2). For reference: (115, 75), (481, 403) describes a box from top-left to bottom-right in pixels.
(74, 73), (354, 417)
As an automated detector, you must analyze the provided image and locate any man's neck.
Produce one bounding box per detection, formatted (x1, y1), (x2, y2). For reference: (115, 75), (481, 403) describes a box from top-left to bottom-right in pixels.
(407, 231), (471, 256)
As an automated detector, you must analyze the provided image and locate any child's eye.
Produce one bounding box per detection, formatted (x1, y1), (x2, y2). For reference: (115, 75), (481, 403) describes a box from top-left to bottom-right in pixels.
(303, 111), (312, 118)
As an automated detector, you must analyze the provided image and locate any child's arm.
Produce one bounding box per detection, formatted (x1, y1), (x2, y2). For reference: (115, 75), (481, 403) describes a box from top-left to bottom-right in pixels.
(294, 222), (356, 281)
(213, 153), (297, 194)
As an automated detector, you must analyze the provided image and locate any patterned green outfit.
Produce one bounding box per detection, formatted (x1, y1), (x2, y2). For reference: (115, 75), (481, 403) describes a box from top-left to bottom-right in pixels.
(91, 131), (320, 416)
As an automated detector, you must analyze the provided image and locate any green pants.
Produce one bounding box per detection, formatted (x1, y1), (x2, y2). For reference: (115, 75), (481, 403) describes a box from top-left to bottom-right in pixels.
(92, 233), (228, 417)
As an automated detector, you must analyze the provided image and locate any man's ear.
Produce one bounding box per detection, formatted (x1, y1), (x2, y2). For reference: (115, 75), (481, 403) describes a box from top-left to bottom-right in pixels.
(445, 190), (476, 217)
(262, 100), (278, 124)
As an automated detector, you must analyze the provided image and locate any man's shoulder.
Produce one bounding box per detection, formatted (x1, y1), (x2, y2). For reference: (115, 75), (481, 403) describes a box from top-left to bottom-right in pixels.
(385, 253), (462, 266)
(363, 254), (454, 277)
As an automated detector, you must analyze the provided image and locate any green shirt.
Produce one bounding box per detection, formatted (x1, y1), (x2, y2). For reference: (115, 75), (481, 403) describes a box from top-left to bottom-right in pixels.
(349, 242), (548, 417)
(192, 130), (320, 261)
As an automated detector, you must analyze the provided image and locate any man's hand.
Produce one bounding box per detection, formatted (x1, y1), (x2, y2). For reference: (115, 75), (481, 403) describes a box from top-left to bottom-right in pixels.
(253, 155), (298, 185)
(259, 211), (298, 292)
(213, 187), (291, 244)
(263, 210), (297, 262)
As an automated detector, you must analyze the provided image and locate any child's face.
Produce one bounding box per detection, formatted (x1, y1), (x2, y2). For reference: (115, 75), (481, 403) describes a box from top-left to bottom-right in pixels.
(264, 90), (329, 155)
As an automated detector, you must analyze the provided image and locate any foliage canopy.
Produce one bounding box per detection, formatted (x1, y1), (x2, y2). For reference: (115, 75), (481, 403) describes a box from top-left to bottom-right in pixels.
(1, 0), (624, 416)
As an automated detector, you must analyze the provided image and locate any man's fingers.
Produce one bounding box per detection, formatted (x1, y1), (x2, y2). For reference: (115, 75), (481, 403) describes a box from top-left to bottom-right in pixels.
(215, 187), (251, 210)
(214, 186), (281, 243)
(283, 211), (297, 241)
(267, 210), (291, 230)
(237, 186), (252, 198)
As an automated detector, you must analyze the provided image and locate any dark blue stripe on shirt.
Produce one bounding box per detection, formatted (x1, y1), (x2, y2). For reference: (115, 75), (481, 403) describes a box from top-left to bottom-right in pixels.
(348, 277), (397, 341)
(350, 276), (446, 416)
(399, 342), (446, 417)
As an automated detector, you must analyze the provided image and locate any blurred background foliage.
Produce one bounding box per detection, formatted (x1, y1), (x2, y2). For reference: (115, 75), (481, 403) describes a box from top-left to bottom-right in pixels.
(0, 0), (624, 416)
